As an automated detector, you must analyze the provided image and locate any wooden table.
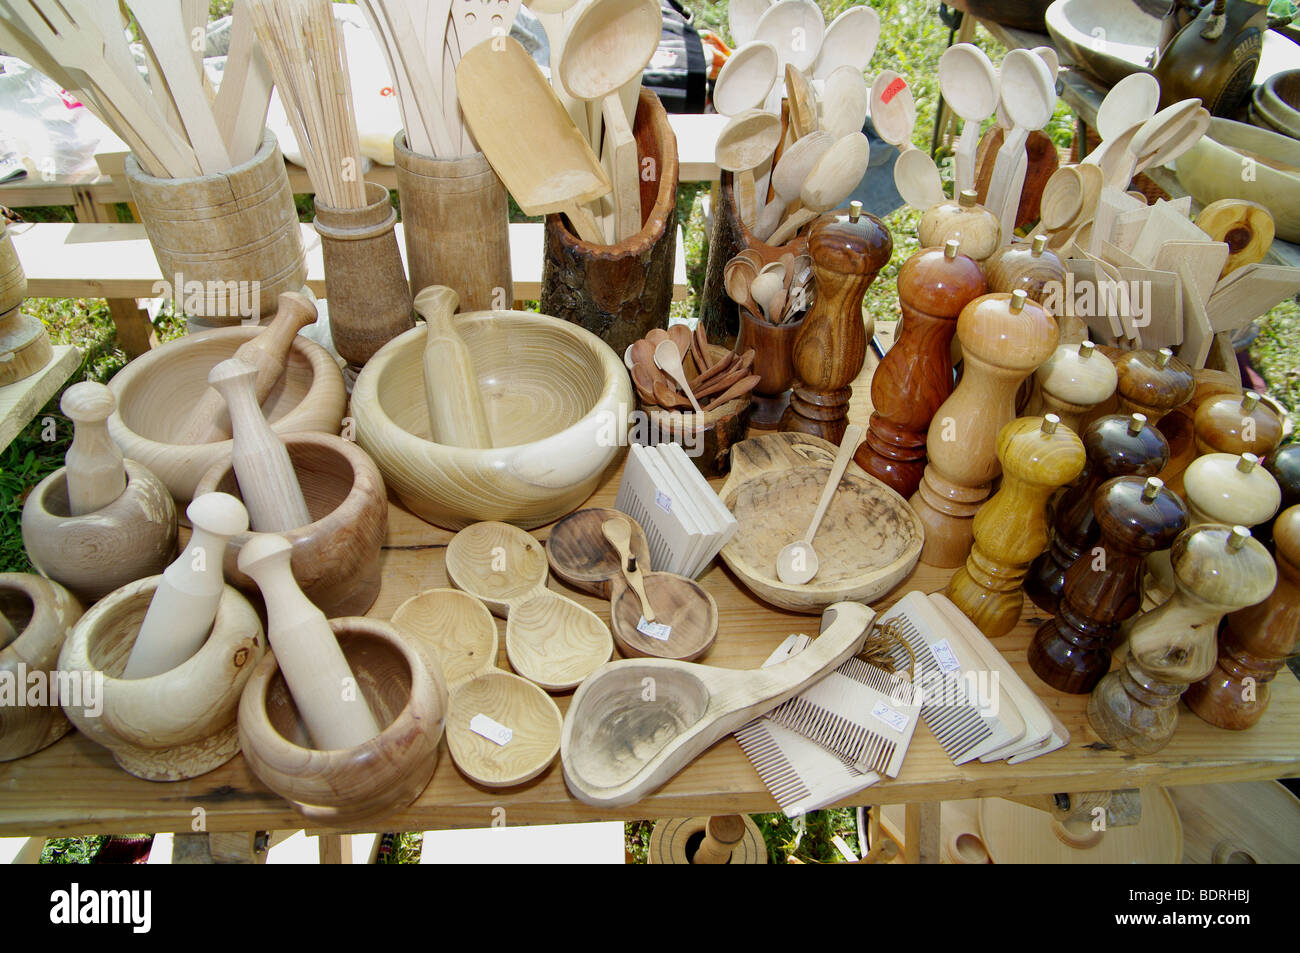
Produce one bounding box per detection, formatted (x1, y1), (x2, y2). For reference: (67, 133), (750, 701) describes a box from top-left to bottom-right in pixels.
(1, 354), (1295, 852)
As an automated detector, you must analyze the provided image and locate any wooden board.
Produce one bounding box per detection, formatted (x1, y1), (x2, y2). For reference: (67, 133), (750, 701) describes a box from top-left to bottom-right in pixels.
(0, 344), (81, 453)
(1205, 264), (1300, 333)
(1168, 781), (1300, 865)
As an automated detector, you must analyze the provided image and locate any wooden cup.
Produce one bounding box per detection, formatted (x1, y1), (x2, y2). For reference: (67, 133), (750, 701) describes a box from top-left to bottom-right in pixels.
(57, 576), (264, 780)
(736, 308), (805, 429)
(0, 574), (82, 762)
(238, 617), (448, 824)
(193, 432), (388, 618)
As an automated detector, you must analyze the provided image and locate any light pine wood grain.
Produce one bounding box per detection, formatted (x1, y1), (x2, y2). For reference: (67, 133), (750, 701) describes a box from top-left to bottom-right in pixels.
(60, 382), (125, 516)
(979, 788), (1182, 863)
(0, 575), (81, 762)
(416, 285), (492, 450)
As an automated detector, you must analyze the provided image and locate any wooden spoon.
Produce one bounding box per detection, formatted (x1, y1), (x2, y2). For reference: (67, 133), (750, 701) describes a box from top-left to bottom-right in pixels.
(1039, 165), (1084, 232)
(939, 43), (999, 196)
(748, 270), (784, 323)
(654, 339), (704, 414)
(870, 69), (917, 152)
(754, 129), (834, 240)
(715, 108), (784, 227)
(784, 63), (819, 140)
(775, 423), (864, 585)
(895, 146), (947, 211)
(1096, 72), (1161, 142)
(822, 65), (868, 140)
(728, 0), (772, 48)
(602, 517), (656, 621)
(813, 4), (879, 80)
(753, 0), (825, 76)
(766, 134), (871, 246)
(1134, 106), (1210, 174)
(713, 40), (778, 117)
(985, 49), (1055, 245)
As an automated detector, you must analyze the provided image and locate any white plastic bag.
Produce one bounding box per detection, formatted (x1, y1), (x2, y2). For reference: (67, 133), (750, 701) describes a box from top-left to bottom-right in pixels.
(0, 56), (106, 179)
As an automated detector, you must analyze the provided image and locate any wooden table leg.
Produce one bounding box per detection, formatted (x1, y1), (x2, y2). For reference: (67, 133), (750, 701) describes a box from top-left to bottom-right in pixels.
(904, 802), (942, 864)
(71, 187), (156, 359)
(315, 833), (352, 865)
(171, 831), (268, 864)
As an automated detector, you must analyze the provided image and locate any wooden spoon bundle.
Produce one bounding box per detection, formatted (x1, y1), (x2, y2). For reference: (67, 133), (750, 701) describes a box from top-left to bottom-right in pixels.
(724, 250), (812, 325)
(627, 324), (759, 413)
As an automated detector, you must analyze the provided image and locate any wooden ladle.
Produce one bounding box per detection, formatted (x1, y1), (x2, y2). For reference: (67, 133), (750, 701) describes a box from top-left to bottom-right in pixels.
(776, 423), (864, 584)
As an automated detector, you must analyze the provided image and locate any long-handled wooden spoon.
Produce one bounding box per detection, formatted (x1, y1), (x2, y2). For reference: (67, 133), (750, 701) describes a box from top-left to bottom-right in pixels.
(775, 423), (864, 584)
(602, 517), (656, 621)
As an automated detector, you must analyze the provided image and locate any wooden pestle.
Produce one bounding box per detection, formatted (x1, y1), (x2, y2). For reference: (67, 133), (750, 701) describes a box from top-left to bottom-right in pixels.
(122, 492), (250, 679)
(237, 533), (381, 749)
(416, 284), (492, 449)
(208, 357), (312, 532)
(62, 382), (126, 516)
(174, 292), (318, 446)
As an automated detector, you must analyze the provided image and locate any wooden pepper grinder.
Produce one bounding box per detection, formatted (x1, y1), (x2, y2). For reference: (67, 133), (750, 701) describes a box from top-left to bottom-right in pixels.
(945, 415), (1085, 638)
(1028, 476), (1189, 694)
(917, 189), (1001, 263)
(910, 290), (1060, 568)
(1087, 525), (1276, 755)
(1025, 413), (1169, 615)
(857, 240), (987, 498)
(780, 203), (892, 442)
(1165, 391), (1283, 497)
(62, 382), (127, 515)
(1113, 348), (1195, 425)
(1184, 506), (1299, 729)
(1257, 445), (1300, 552)
(1027, 341), (1118, 435)
(983, 234), (1066, 304)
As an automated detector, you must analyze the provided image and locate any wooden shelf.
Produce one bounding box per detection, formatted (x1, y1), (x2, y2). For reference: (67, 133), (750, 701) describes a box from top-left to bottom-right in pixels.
(0, 345), (82, 454)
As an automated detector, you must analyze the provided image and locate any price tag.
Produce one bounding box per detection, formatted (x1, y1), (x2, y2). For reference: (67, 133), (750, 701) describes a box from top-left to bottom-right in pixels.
(929, 639), (961, 674)
(870, 700), (909, 733)
(470, 713), (513, 746)
(655, 489), (672, 513)
(636, 617), (673, 641)
(881, 77), (907, 104)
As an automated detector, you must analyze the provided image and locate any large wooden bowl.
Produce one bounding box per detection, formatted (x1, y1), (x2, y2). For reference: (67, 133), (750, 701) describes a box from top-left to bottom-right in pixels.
(352, 311), (633, 530)
(107, 325), (346, 504)
(1176, 118), (1300, 242)
(719, 432), (924, 613)
(1044, 0), (1161, 88)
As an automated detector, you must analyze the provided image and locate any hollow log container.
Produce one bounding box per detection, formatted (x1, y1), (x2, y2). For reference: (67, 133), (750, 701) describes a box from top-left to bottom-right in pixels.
(194, 432), (388, 618)
(0, 575), (82, 762)
(541, 89), (679, 356)
(394, 135), (512, 311)
(57, 576), (264, 781)
(238, 617), (448, 825)
(125, 131), (306, 330)
(314, 180), (414, 367)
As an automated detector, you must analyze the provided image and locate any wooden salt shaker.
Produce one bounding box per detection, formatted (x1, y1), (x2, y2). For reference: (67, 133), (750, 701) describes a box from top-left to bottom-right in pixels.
(1165, 391), (1283, 497)
(1028, 341), (1118, 435)
(780, 203), (892, 442)
(910, 290), (1059, 568)
(1087, 525), (1275, 755)
(983, 234), (1066, 304)
(1024, 413), (1169, 615)
(945, 415), (1085, 638)
(207, 356), (312, 533)
(917, 189), (1001, 262)
(1028, 476), (1188, 694)
(857, 240), (987, 498)
(1113, 348), (1195, 426)
(1184, 506), (1299, 730)
(61, 382), (126, 516)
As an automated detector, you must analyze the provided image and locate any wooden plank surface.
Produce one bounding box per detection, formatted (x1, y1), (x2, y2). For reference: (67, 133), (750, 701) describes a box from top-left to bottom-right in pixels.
(0, 352), (1295, 837)
(0, 345), (81, 453)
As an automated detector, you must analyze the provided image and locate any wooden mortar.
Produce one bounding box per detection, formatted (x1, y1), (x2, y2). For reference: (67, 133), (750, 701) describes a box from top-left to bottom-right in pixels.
(0, 574), (82, 762)
(193, 432), (388, 618)
(0, 221), (26, 315)
(0, 305), (53, 388)
(541, 89), (679, 356)
(238, 616), (448, 824)
(56, 576), (264, 780)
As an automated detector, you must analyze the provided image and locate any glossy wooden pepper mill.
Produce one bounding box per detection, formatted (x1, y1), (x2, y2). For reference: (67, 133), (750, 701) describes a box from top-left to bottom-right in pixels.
(917, 189), (1001, 263)
(1028, 476), (1189, 694)
(945, 415), (1085, 638)
(780, 203), (892, 442)
(857, 239), (987, 497)
(910, 290), (1060, 568)
(1025, 413), (1169, 615)
(1184, 506), (1299, 729)
(1113, 348), (1195, 425)
(1087, 525), (1276, 755)
(983, 234), (1066, 304)
(1257, 445), (1300, 552)
(1028, 341), (1118, 435)
(1165, 391), (1283, 497)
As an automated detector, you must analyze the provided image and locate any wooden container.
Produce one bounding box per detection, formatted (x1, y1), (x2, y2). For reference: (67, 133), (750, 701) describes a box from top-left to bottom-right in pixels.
(193, 432), (388, 618)
(541, 89), (679, 356)
(314, 179), (413, 367)
(238, 616), (448, 824)
(393, 135), (512, 311)
(0, 222), (26, 315)
(737, 308), (804, 429)
(57, 576), (264, 780)
(22, 460), (177, 605)
(640, 343), (753, 477)
(107, 325), (346, 503)
(0, 575), (82, 762)
(125, 131), (306, 329)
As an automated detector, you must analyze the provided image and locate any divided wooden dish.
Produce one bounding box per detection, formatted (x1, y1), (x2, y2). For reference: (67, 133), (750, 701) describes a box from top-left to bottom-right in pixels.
(547, 507), (653, 598)
(719, 432), (924, 612)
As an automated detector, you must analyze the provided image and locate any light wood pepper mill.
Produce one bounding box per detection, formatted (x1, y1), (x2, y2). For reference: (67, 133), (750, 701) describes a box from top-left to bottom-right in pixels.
(236, 533), (381, 749)
(1113, 347), (1195, 425)
(1184, 505), (1299, 729)
(917, 189), (1001, 263)
(983, 234), (1066, 304)
(946, 415), (1085, 638)
(208, 356), (312, 533)
(1028, 476), (1189, 694)
(857, 240), (987, 498)
(1087, 525), (1276, 755)
(780, 202), (892, 442)
(122, 493), (250, 679)
(1025, 414), (1169, 615)
(1027, 341), (1118, 435)
(62, 381), (126, 515)
(910, 290), (1060, 568)
(1165, 391), (1283, 497)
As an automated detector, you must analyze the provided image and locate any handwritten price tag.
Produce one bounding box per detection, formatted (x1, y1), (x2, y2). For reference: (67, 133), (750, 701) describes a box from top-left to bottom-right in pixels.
(636, 617), (673, 641)
(470, 713), (513, 746)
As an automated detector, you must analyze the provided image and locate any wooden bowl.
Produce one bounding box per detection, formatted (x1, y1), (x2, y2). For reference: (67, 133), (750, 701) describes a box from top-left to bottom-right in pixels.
(0, 574), (82, 762)
(107, 325), (346, 503)
(1176, 118), (1300, 243)
(610, 571), (718, 661)
(352, 311), (633, 530)
(546, 507), (653, 599)
(238, 616), (448, 823)
(57, 576), (264, 780)
(719, 432), (925, 613)
(194, 432), (388, 617)
(391, 588), (562, 788)
(1044, 0), (1161, 87)
(21, 460), (178, 605)
(1252, 69), (1300, 140)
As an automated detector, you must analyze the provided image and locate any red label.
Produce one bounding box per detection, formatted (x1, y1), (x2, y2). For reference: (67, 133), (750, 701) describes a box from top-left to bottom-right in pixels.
(881, 77), (907, 104)
(57, 89), (83, 109)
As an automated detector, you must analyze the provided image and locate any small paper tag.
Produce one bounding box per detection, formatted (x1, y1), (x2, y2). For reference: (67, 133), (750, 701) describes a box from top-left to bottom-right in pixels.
(870, 700), (909, 733)
(636, 617), (673, 641)
(929, 639), (961, 675)
(654, 489), (672, 513)
(469, 713), (513, 746)
(881, 77), (907, 104)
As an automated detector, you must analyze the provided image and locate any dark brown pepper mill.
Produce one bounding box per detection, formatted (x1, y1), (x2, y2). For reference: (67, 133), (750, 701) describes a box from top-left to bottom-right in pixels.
(1027, 476), (1189, 694)
(857, 240), (987, 498)
(780, 203), (892, 442)
(1024, 413), (1170, 615)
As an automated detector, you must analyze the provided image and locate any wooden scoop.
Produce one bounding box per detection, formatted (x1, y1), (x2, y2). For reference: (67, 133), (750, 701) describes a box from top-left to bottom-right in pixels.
(392, 588), (562, 788)
(713, 40), (778, 117)
(602, 517), (656, 620)
(446, 521), (613, 692)
(416, 284), (492, 450)
(775, 423), (863, 584)
(765, 134), (871, 246)
(61, 381), (126, 516)
(560, 600), (877, 807)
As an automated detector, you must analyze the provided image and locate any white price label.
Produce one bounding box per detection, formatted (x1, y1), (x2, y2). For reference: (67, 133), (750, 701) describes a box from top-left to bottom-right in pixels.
(929, 639), (961, 674)
(470, 713), (513, 746)
(870, 700), (909, 733)
(636, 617), (673, 641)
(655, 489), (672, 513)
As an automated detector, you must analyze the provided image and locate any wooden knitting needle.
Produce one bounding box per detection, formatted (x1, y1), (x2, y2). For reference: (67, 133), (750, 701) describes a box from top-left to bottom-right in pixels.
(61, 382), (126, 516)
